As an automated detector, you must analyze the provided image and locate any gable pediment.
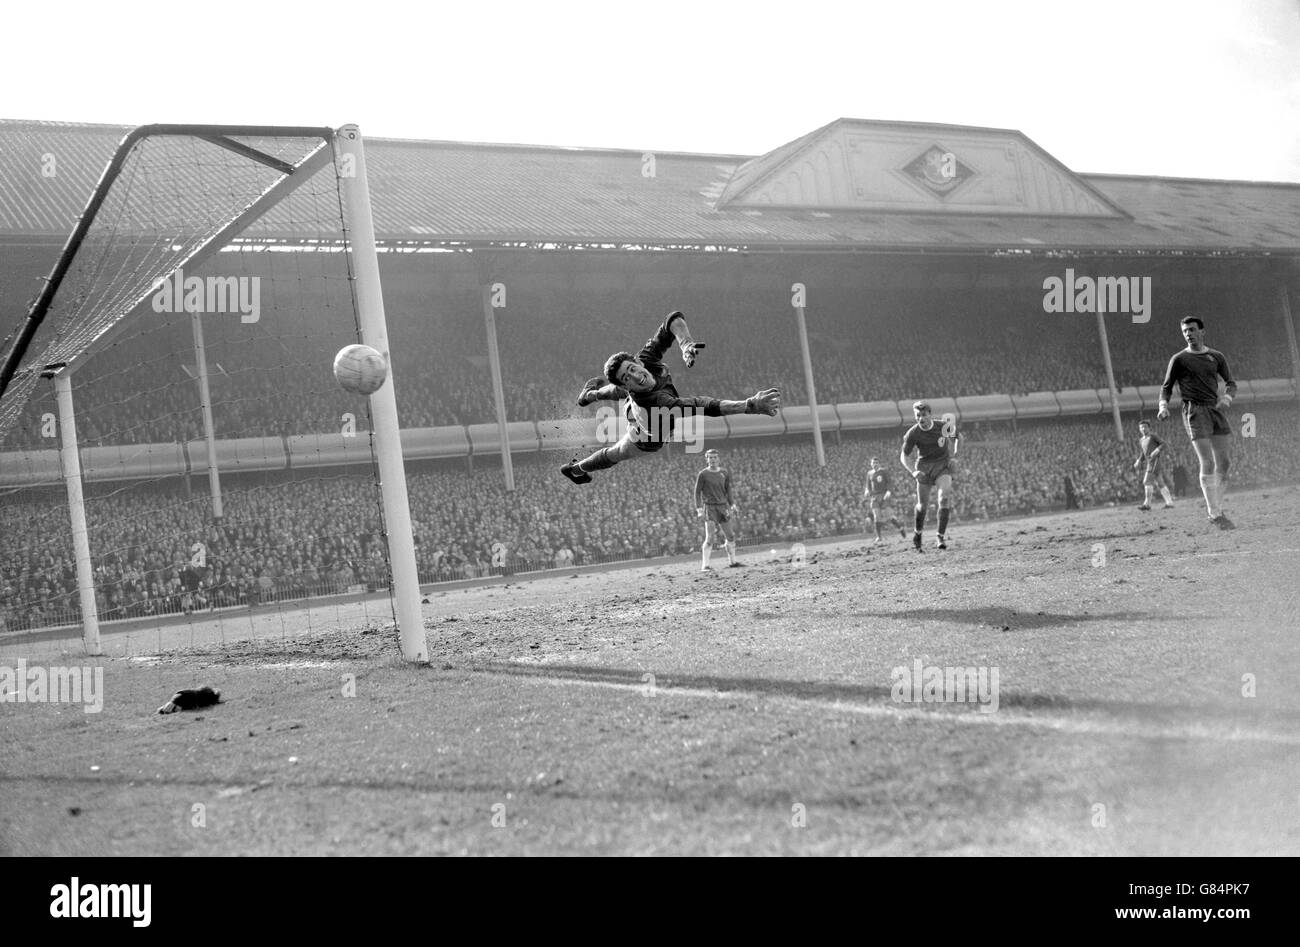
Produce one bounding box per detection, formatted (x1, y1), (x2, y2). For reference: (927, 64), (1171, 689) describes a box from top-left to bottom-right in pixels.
(719, 120), (1127, 218)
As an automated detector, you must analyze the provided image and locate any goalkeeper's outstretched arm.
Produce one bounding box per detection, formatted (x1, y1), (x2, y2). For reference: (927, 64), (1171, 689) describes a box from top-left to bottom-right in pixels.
(666, 312), (704, 367)
(577, 377), (627, 406)
(636, 312), (706, 371)
(671, 388), (782, 417)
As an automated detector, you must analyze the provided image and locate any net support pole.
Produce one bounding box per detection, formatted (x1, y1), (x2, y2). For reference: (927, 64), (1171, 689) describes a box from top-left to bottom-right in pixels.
(1279, 280), (1300, 407)
(335, 124), (426, 663)
(190, 312), (224, 520)
(53, 372), (101, 656)
(1095, 309), (1125, 441)
(481, 282), (516, 492)
(793, 305), (826, 466)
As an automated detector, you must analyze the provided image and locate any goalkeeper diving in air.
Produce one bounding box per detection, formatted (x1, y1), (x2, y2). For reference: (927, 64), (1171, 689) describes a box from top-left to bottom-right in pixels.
(561, 311), (782, 485)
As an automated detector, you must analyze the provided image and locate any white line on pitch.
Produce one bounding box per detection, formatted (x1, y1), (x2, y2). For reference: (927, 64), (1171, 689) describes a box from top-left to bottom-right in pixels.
(1181, 547), (1300, 561)
(489, 670), (1300, 746)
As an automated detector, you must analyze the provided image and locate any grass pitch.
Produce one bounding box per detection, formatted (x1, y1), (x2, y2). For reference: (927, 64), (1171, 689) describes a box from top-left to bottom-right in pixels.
(3, 486), (1299, 855)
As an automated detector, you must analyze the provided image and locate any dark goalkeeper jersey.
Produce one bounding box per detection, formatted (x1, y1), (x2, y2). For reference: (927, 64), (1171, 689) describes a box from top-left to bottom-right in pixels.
(695, 467), (733, 506)
(1160, 348), (1236, 406)
(615, 314), (727, 442)
(902, 422), (952, 463)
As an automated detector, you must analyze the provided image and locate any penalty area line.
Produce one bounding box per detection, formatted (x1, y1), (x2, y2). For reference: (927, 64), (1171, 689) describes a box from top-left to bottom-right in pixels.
(484, 668), (1300, 747)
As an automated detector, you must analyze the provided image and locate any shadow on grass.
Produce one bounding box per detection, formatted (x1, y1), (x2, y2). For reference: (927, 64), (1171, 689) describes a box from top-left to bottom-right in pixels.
(476, 660), (1299, 723)
(838, 606), (1194, 630)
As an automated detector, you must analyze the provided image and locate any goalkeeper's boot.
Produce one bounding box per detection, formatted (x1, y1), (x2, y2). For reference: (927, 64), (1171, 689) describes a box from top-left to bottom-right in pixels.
(936, 534), (948, 550)
(560, 460), (593, 485)
(1210, 513), (1235, 530)
(1136, 504), (1151, 511)
(912, 531), (923, 553)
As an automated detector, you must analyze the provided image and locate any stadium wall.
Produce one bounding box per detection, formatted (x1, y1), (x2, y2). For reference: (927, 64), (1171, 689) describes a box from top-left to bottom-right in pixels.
(2, 379), (1293, 488)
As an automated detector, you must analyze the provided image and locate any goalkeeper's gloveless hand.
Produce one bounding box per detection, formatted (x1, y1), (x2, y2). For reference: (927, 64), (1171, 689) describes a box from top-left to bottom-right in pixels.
(746, 387), (781, 416)
(577, 376), (606, 407)
(679, 341), (705, 367)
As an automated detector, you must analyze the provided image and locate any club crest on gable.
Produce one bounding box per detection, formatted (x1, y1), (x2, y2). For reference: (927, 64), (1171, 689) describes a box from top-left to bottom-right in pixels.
(902, 145), (974, 197)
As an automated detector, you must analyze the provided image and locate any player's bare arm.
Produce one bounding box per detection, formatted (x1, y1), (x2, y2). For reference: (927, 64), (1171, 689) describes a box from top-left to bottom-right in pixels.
(900, 445), (918, 478)
(1157, 352), (1179, 420)
(1214, 352), (1237, 410)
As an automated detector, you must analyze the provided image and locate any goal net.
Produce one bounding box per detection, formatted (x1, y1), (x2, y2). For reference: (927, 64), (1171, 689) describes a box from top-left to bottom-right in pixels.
(0, 125), (425, 661)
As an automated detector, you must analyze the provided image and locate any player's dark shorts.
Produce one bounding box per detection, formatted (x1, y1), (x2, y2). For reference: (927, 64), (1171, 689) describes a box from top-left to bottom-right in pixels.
(704, 503), (730, 524)
(868, 493), (891, 512)
(914, 458), (954, 487)
(1182, 402), (1232, 440)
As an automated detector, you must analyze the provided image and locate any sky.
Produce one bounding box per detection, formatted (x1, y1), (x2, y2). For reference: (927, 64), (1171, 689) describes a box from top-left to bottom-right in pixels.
(4, 0), (1299, 181)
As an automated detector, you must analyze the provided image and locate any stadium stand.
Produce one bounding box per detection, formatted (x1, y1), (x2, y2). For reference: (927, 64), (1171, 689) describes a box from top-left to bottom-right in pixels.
(2, 118), (1297, 634)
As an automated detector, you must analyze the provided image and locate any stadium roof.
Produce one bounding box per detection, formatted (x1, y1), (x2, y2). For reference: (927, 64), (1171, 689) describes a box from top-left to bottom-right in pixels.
(1, 117), (1298, 254)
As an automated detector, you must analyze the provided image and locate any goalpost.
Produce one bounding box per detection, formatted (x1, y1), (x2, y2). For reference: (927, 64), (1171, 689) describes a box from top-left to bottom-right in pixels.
(0, 124), (426, 663)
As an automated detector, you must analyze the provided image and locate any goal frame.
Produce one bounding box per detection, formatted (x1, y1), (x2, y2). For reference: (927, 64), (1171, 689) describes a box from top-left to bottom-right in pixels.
(0, 123), (427, 662)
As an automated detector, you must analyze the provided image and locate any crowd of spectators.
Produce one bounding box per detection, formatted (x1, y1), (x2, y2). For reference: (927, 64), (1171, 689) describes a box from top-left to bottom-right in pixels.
(4, 406), (1299, 633)
(2, 276), (1290, 450)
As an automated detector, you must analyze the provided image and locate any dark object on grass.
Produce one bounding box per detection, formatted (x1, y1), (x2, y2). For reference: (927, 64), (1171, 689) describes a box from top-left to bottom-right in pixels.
(157, 686), (222, 715)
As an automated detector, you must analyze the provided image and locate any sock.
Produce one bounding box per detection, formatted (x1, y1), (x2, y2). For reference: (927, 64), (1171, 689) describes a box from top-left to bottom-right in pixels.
(578, 447), (617, 472)
(938, 507), (950, 536)
(1199, 473), (1218, 517)
(914, 508), (926, 533)
(1144, 486), (1154, 506)
(1160, 486), (1173, 505)
(701, 541), (712, 568)
(873, 518), (882, 540)
(725, 540), (736, 564)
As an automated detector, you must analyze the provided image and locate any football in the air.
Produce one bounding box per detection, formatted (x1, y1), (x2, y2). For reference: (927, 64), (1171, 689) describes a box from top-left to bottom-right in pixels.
(333, 344), (388, 395)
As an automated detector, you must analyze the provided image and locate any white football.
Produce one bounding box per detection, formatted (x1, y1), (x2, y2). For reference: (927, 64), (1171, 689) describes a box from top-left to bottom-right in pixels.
(333, 344), (388, 395)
